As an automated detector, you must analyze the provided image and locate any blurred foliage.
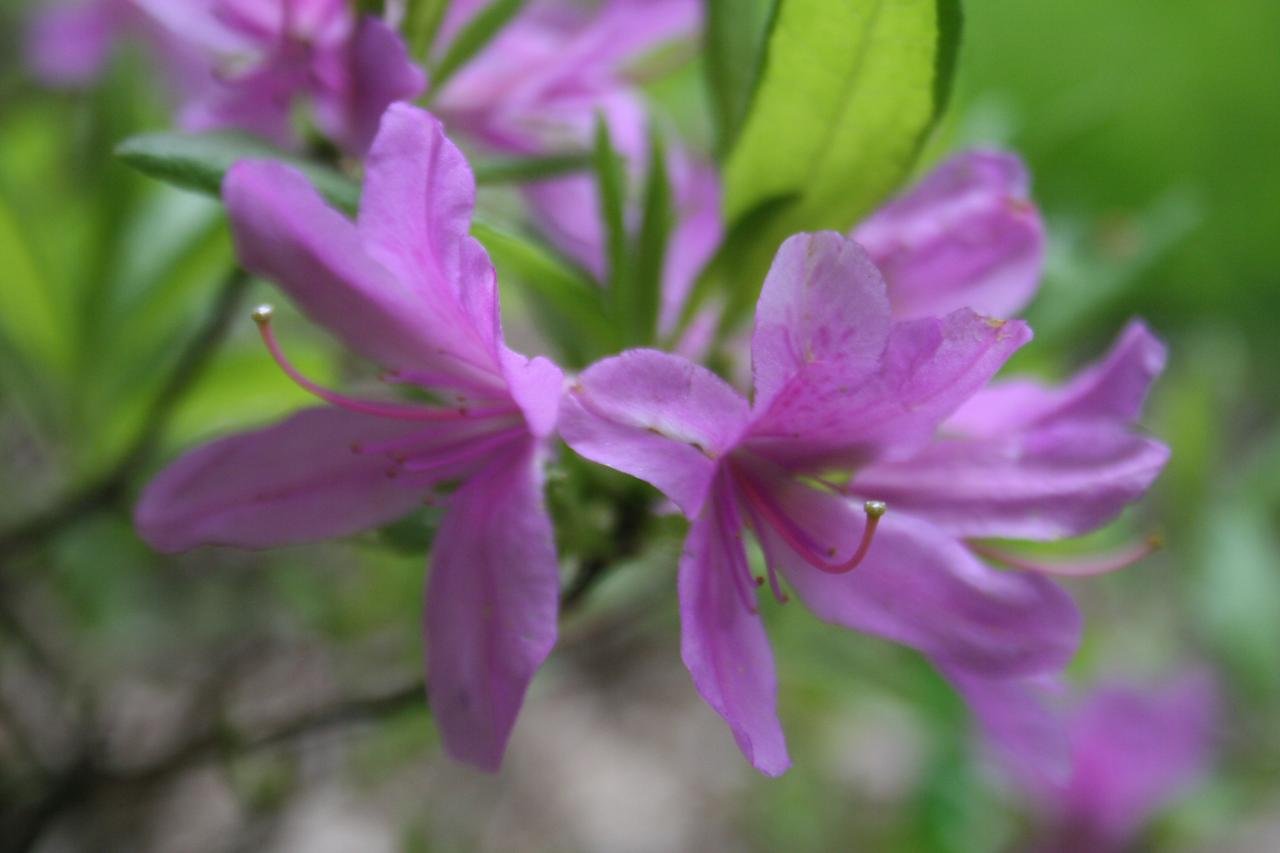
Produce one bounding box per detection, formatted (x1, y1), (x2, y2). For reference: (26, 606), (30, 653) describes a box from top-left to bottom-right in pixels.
(0, 0), (1279, 851)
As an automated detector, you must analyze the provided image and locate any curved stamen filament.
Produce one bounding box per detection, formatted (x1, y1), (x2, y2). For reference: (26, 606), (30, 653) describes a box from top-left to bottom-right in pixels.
(253, 306), (515, 423)
(714, 487), (759, 614)
(735, 468), (885, 575)
(969, 535), (1163, 577)
(395, 427), (524, 474)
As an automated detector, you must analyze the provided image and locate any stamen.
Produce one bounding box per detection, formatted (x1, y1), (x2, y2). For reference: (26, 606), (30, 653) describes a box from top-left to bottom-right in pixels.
(968, 535), (1163, 577)
(738, 491), (789, 604)
(395, 427), (524, 474)
(714, 489), (759, 614)
(253, 306), (515, 423)
(735, 469), (885, 575)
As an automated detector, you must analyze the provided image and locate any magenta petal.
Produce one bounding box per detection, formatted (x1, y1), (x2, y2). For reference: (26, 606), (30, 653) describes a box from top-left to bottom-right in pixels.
(853, 421), (1170, 540)
(134, 407), (427, 552)
(855, 151), (1045, 320)
(25, 0), (120, 86)
(322, 17), (427, 156)
(680, 489), (790, 776)
(751, 232), (892, 421)
(357, 104), (501, 370)
(1061, 673), (1218, 845)
(660, 159), (723, 335)
(749, 309), (1032, 470)
(501, 348), (563, 439)
(947, 320), (1167, 438)
(426, 442), (559, 771)
(559, 350), (750, 516)
(224, 161), (452, 371)
(764, 494), (1080, 677)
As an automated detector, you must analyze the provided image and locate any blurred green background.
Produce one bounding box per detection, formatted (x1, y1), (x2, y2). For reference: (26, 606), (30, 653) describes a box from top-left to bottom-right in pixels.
(1, 1), (1278, 850)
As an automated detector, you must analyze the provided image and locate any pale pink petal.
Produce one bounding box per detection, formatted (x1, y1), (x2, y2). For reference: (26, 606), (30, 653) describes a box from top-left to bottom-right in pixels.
(680, 485), (790, 776)
(755, 477), (1080, 676)
(223, 160), (447, 372)
(947, 320), (1167, 438)
(426, 441), (560, 771)
(357, 104), (501, 370)
(134, 407), (427, 552)
(560, 350), (750, 515)
(660, 159), (723, 335)
(180, 64), (299, 149)
(500, 348), (564, 439)
(854, 151), (1045, 320)
(25, 0), (121, 86)
(750, 232), (893, 419)
(748, 309), (1032, 470)
(853, 421), (1170, 540)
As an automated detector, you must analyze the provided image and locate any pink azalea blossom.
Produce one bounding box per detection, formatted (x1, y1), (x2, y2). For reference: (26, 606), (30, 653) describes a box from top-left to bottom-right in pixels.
(560, 231), (1085, 775)
(133, 0), (426, 155)
(135, 105), (563, 771)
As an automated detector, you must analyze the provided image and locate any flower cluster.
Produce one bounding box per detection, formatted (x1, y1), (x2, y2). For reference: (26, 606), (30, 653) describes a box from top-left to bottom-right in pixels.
(31, 0), (1172, 782)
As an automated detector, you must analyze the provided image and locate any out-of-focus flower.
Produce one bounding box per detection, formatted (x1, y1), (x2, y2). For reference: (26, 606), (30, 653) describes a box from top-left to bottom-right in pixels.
(560, 231), (1081, 776)
(135, 105), (563, 771)
(25, 0), (202, 91)
(134, 0), (425, 155)
(1044, 673), (1218, 851)
(854, 150), (1046, 321)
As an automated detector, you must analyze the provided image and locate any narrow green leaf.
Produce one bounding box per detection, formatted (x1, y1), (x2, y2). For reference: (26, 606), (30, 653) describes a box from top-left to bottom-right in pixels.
(471, 219), (617, 366)
(717, 0), (962, 327)
(471, 151), (593, 184)
(591, 116), (630, 300)
(704, 0), (779, 159)
(405, 0), (452, 60)
(116, 132), (360, 213)
(626, 131), (673, 345)
(430, 0), (525, 92)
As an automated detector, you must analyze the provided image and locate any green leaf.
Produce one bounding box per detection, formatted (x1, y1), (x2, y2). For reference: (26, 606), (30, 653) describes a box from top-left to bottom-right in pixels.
(430, 0), (526, 92)
(470, 219), (616, 366)
(716, 0), (963, 327)
(405, 0), (451, 60)
(704, 0), (779, 159)
(625, 131), (673, 346)
(471, 151), (593, 184)
(591, 115), (630, 300)
(116, 132), (361, 213)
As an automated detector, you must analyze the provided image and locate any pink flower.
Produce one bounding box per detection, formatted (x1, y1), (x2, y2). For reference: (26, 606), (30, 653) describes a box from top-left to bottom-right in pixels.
(560, 231), (1082, 775)
(134, 0), (426, 155)
(135, 105), (563, 771)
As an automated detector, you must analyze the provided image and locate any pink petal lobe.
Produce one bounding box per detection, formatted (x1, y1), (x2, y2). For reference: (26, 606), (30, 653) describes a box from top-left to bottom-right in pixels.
(748, 309), (1032, 471)
(135, 407), (428, 552)
(751, 232), (892, 421)
(758, 480), (1080, 676)
(25, 0), (120, 86)
(426, 441), (560, 771)
(357, 104), (501, 371)
(947, 320), (1167, 438)
(853, 421), (1170, 540)
(559, 350), (750, 516)
(500, 348), (563, 439)
(680, 484), (790, 776)
(320, 17), (427, 156)
(855, 151), (1045, 320)
(223, 161), (444, 371)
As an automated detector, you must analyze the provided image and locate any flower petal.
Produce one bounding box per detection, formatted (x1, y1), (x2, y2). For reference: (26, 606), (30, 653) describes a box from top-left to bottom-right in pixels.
(317, 17), (426, 156)
(135, 407), (427, 552)
(853, 421), (1170, 540)
(500, 348), (564, 439)
(425, 441), (560, 771)
(25, 0), (119, 86)
(1061, 673), (1218, 845)
(757, 481), (1080, 676)
(947, 320), (1167, 438)
(748, 308), (1032, 470)
(224, 160), (447, 371)
(660, 158), (723, 335)
(854, 151), (1045, 320)
(680, 486), (790, 776)
(750, 232), (892, 421)
(356, 104), (501, 372)
(560, 350), (750, 516)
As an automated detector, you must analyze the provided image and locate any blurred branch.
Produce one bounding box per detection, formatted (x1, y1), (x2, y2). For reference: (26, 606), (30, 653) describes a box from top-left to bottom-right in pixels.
(0, 268), (251, 562)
